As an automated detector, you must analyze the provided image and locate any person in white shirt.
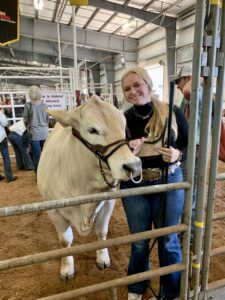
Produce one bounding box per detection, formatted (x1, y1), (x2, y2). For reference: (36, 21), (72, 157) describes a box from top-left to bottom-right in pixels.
(8, 120), (34, 170)
(0, 110), (17, 182)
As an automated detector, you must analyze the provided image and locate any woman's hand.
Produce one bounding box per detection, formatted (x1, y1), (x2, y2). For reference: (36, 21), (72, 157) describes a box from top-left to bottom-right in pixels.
(157, 146), (181, 163)
(129, 137), (145, 155)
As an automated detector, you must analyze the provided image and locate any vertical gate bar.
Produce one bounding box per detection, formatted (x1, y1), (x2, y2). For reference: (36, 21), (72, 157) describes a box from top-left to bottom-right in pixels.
(201, 0), (225, 293)
(180, 0), (206, 299)
(69, 67), (76, 110)
(192, 1), (221, 299)
(72, 6), (79, 91)
(57, 22), (63, 90)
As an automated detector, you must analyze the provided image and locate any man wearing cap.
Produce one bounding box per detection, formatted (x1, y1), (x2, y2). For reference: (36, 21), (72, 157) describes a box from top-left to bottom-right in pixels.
(175, 65), (203, 248)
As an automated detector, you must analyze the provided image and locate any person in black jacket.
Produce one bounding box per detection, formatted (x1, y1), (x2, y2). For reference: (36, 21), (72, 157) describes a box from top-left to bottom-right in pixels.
(120, 67), (188, 300)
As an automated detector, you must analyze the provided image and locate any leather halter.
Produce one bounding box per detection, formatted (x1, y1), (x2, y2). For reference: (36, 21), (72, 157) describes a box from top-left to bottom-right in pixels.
(72, 128), (129, 188)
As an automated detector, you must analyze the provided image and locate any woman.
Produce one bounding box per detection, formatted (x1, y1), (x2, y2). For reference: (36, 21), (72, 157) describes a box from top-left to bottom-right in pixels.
(120, 67), (188, 300)
(23, 85), (49, 173)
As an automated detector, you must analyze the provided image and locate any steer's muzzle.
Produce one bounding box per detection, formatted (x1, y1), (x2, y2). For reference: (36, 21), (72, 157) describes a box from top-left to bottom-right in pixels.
(123, 159), (142, 179)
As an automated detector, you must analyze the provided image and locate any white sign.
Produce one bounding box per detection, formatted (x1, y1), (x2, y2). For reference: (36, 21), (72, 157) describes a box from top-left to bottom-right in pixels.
(41, 92), (67, 110)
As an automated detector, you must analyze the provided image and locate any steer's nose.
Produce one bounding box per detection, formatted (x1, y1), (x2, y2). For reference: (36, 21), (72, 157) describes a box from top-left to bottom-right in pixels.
(123, 159), (142, 177)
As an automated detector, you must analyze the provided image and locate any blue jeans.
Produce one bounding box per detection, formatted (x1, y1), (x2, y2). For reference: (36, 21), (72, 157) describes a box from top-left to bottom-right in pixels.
(30, 140), (46, 173)
(0, 138), (14, 181)
(121, 167), (184, 298)
(8, 132), (34, 170)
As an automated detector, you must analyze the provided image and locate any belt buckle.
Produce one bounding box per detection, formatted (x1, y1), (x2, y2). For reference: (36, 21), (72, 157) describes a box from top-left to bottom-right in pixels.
(142, 168), (162, 181)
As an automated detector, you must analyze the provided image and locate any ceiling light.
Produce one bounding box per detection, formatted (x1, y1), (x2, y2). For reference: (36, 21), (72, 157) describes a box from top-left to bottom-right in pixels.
(34, 0), (44, 10)
(122, 20), (133, 30)
(122, 22), (131, 29)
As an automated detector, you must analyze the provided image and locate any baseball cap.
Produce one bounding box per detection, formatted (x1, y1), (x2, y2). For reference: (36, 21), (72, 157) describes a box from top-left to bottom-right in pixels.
(174, 65), (192, 83)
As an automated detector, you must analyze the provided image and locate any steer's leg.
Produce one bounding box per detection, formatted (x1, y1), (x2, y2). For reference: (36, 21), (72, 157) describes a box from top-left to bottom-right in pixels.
(94, 199), (116, 269)
(48, 210), (74, 281)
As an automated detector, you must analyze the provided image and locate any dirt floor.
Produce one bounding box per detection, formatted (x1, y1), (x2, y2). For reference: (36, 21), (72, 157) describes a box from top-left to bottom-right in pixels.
(0, 159), (225, 300)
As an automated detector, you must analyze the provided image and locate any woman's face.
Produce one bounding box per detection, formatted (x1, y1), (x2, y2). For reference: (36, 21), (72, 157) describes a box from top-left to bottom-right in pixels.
(123, 73), (151, 106)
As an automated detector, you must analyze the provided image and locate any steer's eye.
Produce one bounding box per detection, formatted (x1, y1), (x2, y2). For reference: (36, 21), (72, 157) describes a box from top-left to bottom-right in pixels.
(88, 128), (100, 135)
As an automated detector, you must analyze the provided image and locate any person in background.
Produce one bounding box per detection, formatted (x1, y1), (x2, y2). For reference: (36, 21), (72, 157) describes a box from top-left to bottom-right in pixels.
(120, 67), (188, 300)
(23, 85), (49, 173)
(8, 120), (34, 171)
(80, 93), (87, 105)
(2, 98), (12, 119)
(175, 65), (202, 248)
(0, 109), (17, 182)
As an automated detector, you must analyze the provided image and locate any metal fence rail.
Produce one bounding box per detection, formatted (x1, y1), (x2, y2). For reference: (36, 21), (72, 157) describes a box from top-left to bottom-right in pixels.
(39, 263), (186, 300)
(0, 184), (190, 299)
(0, 182), (190, 217)
(0, 224), (187, 271)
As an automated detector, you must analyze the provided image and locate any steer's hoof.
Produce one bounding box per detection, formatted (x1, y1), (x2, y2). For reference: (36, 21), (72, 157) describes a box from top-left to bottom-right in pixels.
(96, 249), (110, 269)
(60, 273), (75, 282)
(96, 261), (110, 269)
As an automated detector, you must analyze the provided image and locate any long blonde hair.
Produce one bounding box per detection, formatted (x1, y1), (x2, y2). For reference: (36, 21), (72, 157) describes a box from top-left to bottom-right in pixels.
(122, 67), (177, 142)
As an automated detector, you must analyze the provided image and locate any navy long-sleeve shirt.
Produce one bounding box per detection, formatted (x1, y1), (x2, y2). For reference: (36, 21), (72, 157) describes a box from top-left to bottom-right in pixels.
(124, 102), (189, 168)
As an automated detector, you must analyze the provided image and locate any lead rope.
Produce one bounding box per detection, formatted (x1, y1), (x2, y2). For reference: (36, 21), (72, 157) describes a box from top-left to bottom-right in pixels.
(99, 158), (118, 189)
(148, 86), (174, 299)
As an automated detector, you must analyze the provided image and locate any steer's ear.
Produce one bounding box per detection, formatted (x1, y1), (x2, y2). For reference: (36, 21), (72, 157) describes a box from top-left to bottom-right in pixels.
(47, 110), (78, 127)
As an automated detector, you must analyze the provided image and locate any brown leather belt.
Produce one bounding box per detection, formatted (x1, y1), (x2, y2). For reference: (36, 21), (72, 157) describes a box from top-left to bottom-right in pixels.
(142, 168), (162, 181)
(142, 162), (180, 181)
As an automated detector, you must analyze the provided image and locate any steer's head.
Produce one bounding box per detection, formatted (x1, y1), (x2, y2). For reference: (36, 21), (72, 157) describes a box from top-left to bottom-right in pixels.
(48, 96), (142, 181)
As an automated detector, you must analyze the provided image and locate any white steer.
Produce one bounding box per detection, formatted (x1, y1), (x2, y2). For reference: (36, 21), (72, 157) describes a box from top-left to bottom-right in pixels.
(37, 96), (142, 280)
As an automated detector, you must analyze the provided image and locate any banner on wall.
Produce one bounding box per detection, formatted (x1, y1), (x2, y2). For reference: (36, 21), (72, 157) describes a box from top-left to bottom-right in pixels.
(69, 0), (88, 5)
(41, 92), (67, 111)
(0, 0), (20, 46)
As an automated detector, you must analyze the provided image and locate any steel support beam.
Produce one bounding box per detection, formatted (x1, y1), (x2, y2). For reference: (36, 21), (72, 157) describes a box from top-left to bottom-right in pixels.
(20, 16), (137, 54)
(88, 0), (176, 28)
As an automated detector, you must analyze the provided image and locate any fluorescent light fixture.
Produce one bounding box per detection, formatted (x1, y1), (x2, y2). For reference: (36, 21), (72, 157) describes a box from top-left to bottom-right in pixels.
(34, 0), (44, 10)
(122, 22), (131, 29)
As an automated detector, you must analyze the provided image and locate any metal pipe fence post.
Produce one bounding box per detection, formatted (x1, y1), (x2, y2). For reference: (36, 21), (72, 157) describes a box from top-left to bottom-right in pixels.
(57, 22), (63, 90)
(192, 1), (221, 299)
(180, 0), (206, 299)
(72, 5), (79, 91)
(201, 0), (225, 293)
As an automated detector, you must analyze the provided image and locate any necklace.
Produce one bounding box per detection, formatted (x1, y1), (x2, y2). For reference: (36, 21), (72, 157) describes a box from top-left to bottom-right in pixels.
(132, 106), (152, 120)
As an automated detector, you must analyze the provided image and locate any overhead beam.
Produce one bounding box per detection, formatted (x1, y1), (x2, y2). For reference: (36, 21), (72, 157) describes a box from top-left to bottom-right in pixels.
(88, 0), (176, 28)
(83, 8), (100, 29)
(54, 0), (68, 23)
(0, 39), (115, 66)
(20, 16), (137, 54)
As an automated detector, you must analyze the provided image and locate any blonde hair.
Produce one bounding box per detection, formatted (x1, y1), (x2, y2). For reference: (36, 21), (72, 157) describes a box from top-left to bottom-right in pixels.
(121, 66), (177, 141)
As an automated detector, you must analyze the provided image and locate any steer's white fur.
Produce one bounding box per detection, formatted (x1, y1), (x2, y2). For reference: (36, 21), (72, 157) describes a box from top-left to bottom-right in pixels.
(37, 96), (141, 280)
